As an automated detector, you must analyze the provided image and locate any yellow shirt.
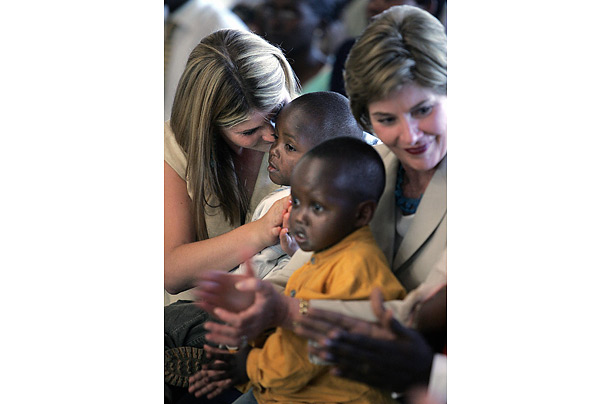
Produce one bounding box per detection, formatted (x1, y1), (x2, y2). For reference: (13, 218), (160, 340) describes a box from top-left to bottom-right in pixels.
(246, 226), (406, 403)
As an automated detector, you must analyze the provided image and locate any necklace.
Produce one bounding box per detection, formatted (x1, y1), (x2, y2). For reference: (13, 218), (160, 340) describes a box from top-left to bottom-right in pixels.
(395, 165), (423, 215)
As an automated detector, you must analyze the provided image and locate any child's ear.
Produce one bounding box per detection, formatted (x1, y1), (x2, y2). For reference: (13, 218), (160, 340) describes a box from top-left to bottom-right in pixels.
(355, 200), (377, 227)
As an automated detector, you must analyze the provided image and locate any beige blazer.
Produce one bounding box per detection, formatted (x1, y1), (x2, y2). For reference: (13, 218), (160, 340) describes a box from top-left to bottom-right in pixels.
(371, 144), (447, 292)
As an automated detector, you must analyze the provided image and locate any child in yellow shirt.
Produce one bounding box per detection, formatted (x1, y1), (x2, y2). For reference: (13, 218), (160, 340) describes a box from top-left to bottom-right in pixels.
(192, 137), (406, 403)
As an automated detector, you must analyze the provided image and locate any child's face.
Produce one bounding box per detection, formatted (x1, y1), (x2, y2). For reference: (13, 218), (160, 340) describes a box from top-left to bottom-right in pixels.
(267, 106), (316, 186)
(289, 157), (360, 252)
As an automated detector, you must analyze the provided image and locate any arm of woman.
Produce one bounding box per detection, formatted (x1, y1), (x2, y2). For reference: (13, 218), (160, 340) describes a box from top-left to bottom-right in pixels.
(294, 289), (434, 392)
(164, 162), (287, 294)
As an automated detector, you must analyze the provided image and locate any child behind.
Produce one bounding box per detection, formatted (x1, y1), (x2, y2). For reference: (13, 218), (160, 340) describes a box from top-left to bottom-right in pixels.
(232, 91), (364, 283)
(202, 137), (408, 403)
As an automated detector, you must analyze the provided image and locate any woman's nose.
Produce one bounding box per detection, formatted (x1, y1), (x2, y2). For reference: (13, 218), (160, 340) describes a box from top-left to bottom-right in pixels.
(261, 123), (276, 143)
(400, 115), (422, 145)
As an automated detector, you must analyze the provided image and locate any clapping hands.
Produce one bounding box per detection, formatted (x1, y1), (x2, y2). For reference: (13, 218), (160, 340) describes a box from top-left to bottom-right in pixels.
(187, 344), (251, 399)
(293, 288), (434, 392)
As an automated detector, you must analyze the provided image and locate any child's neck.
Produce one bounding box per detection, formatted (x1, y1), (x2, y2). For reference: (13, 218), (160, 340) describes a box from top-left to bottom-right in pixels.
(313, 226), (365, 254)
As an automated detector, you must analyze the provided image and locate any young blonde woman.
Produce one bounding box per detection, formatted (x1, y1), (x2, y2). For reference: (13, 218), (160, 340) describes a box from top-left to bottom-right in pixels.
(164, 29), (299, 403)
(164, 29), (299, 302)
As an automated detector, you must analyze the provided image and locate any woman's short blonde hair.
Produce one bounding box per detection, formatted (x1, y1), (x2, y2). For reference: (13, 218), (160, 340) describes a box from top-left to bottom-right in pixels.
(344, 6), (446, 132)
(170, 29), (299, 238)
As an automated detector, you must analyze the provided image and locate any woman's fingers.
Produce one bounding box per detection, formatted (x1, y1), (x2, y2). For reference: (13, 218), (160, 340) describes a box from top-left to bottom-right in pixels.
(370, 288), (387, 321)
(293, 312), (340, 342)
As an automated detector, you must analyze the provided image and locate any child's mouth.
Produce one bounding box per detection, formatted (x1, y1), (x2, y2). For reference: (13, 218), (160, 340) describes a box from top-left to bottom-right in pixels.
(292, 229), (307, 244)
(267, 159), (278, 172)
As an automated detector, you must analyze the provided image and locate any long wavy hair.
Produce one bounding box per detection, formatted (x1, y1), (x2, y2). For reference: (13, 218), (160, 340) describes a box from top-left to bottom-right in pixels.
(170, 29), (299, 240)
(344, 6), (446, 132)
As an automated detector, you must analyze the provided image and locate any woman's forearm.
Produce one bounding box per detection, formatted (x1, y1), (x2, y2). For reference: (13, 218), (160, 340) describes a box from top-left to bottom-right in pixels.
(164, 220), (271, 294)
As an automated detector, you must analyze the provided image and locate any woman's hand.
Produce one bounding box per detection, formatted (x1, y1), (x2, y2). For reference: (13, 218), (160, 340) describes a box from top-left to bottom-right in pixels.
(188, 344), (250, 399)
(294, 289), (434, 392)
(194, 260), (257, 314)
(293, 289), (397, 343)
(195, 268), (293, 347)
(254, 196), (290, 247)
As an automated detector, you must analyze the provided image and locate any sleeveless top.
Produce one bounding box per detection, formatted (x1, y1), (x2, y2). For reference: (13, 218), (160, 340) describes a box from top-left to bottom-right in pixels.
(164, 121), (280, 304)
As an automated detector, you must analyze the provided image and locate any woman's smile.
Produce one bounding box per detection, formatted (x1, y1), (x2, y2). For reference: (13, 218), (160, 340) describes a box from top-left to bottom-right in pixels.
(405, 142), (430, 155)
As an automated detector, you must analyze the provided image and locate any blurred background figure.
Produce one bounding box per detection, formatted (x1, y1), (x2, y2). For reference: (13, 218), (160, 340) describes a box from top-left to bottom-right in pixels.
(231, 1), (265, 35)
(164, 0), (248, 121)
(330, 0), (447, 95)
(233, 0), (350, 94)
(339, 0), (445, 38)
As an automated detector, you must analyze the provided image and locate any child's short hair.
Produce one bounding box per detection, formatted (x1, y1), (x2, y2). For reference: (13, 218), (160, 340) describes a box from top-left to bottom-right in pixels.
(302, 137), (386, 204)
(284, 91), (364, 145)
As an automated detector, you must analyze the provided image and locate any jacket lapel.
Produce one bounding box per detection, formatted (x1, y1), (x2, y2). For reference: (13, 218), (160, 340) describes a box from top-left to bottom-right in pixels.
(370, 145), (400, 265)
(393, 155), (447, 271)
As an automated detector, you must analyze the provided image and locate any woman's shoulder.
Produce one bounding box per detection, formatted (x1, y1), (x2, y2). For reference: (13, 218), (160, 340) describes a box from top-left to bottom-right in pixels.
(373, 142), (392, 157)
(373, 143), (398, 168)
(164, 120), (187, 181)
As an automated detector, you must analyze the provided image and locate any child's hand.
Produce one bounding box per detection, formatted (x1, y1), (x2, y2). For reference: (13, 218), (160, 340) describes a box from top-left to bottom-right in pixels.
(279, 204), (299, 256)
(188, 363), (233, 399)
(188, 344), (251, 399)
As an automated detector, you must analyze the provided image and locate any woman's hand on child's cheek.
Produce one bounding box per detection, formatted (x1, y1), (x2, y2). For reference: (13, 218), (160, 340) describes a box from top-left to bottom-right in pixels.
(258, 196), (290, 246)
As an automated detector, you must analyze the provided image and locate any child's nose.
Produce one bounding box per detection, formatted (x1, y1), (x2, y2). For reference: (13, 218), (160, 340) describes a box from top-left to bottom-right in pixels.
(270, 140), (280, 157)
(293, 208), (306, 225)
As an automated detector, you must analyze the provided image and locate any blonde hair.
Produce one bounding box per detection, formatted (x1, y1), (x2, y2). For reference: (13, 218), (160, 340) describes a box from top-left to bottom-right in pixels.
(344, 6), (446, 132)
(170, 29), (299, 239)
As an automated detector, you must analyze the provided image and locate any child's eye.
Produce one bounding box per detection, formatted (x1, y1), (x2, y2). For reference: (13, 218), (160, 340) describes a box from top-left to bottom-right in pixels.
(292, 198), (300, 208)
(312, 203), (323, 213)
(285, 144), (296, 152)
